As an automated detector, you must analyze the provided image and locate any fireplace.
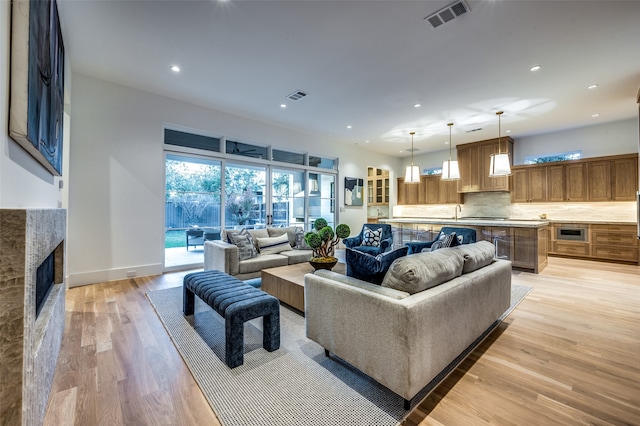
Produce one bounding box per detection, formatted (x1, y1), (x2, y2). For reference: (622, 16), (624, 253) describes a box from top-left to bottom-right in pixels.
(0, 209), (66, 426)
(36, 249), (56, 318)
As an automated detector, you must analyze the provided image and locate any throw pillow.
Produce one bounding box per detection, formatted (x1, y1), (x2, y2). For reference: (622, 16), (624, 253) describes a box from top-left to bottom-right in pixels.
(256, 234), (292, 255)
(267, 227), (297, 247)
(293, 226), (311, 250)
(361, 226), (382, 247)
(381, 248), (464, 294)
(346, 246), (408, 285)
(452, 240), (495, 273)
(430, 232), (458, 251)
(228, 230), (258, 261)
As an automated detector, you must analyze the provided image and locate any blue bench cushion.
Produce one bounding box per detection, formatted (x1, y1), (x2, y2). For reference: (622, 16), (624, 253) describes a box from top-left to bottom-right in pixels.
(183, 270), (280, 368)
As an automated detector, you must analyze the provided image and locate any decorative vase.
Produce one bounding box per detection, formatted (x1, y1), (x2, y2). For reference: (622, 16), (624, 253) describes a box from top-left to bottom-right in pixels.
(309, 256), (338, 271)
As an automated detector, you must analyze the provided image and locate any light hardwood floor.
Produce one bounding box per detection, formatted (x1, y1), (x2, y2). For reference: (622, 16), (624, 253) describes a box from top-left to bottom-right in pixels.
(44, 257), (640, 425)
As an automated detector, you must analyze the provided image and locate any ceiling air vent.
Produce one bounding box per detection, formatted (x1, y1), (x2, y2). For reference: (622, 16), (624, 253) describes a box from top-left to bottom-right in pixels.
(287, 90), (307, 101)
(424, 0), (470, 30)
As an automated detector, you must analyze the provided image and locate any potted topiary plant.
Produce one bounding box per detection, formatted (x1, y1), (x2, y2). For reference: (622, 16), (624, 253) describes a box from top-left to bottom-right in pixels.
(304, 218), (351, 270)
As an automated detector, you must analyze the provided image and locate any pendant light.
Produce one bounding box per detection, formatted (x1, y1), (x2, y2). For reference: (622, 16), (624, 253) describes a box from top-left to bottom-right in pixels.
(404, 131), (421, 183)
(442, 122), (460, 180)
(489, 111), (512, 177)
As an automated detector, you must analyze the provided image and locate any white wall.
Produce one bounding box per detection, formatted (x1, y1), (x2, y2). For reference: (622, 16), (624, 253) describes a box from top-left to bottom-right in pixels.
(0, 0), (69, 208)
(513, 118), (638, 165)
(68, 74), (399, 286)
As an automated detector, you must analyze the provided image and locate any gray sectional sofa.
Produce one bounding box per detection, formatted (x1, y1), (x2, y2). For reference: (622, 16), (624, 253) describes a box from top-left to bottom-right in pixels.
(304, 241), (511, 407)
(204, 226), (313, 280)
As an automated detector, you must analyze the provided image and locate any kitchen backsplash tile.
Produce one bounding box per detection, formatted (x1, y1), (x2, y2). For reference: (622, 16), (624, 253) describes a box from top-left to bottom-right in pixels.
(393, 192), (637, 223)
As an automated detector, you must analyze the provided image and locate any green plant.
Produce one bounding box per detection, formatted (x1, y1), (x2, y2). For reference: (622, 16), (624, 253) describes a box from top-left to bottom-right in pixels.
(304, 218), (350, 260)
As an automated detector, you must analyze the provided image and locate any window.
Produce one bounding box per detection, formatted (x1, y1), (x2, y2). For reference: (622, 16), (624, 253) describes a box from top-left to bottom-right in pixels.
(525, 151), (582, 164)
(165, 129), (220, 152)
(273, 149), (304, 165)
(422, 167), (443, 175)
(309, 156), (337, 170)
(226, 140), (268, 160)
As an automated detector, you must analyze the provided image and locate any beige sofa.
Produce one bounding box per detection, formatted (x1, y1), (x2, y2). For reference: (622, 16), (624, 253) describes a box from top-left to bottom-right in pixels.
(204, 226), (313, 280)
(304, 241), (511, 407)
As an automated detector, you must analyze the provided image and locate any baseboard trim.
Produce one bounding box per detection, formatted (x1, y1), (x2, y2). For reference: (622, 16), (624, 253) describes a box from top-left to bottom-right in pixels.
(67, 263), (163, 287)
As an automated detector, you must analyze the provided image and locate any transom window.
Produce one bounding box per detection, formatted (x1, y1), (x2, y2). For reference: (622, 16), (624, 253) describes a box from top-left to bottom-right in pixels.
(525, 151), (582, 165)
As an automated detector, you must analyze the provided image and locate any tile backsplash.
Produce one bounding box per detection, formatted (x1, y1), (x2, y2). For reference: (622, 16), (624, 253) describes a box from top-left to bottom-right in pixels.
(393, 191), (638, 223)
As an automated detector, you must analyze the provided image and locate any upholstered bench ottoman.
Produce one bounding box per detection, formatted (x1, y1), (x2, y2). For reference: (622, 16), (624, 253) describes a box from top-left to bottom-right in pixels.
(183, 270), (280, 368)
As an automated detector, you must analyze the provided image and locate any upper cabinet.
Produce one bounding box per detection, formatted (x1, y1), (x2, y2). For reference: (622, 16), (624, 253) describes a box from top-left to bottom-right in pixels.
(457, 137), (514, 193)
(396, 175), (460, 205)
(367, 168), (390, 205)
(511, 167), (548, 203)
(510, 153), (638, 203)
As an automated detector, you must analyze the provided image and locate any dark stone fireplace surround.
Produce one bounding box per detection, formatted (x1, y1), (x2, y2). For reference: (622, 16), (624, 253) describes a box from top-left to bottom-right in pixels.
(0, 209), (66, 426)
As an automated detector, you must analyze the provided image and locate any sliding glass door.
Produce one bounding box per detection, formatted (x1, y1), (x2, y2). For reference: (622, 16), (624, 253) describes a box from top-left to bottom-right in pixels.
(165, 154), (221, 269)
(271, 168), (306, 228)
(308, 172), (336, 229)
(164, 128), (338, 270)
(224, 163), (266, 229)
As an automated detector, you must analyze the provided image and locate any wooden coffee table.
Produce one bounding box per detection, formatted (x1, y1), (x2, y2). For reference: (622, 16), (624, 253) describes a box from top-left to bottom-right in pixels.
(261, 262), (346, 313)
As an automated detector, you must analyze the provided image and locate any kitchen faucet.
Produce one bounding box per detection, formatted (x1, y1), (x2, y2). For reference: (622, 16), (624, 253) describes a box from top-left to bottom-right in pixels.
(455, 204), (462, 221)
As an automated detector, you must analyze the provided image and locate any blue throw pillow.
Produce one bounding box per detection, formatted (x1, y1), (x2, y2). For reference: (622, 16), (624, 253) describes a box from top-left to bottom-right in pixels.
(346, 246), (409, 285)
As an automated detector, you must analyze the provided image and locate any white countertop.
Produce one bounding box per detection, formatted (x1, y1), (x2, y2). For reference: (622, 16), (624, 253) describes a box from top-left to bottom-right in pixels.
(379, 217), (548, 228)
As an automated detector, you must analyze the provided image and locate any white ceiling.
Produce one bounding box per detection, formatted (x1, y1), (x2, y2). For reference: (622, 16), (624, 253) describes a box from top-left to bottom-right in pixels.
(57, 0), (640, 157)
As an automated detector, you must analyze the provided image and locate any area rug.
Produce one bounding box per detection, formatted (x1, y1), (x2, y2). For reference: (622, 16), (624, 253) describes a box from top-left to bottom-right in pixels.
(146, 284), (532, 426)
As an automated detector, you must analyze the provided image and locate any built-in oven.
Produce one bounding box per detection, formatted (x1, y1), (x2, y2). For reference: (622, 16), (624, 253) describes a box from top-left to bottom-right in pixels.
(556, 225), (588, 242)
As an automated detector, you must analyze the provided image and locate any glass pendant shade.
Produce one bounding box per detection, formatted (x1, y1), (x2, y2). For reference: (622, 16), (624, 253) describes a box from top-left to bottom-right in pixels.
(404, 165), (421, 183)
(442, 159), (460, 180)
(442, 122), (460, 180)
(489, 153), (511, 176)
(404, 131), (421, 183)
(489, 111), (511, 177)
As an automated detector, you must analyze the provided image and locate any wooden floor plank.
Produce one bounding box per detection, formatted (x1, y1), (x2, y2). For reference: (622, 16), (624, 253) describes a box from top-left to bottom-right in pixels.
(44, 257), (639, 425)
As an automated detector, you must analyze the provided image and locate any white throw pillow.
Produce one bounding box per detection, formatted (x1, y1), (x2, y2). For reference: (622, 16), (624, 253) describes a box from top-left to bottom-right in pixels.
(257, 233), (293, 255)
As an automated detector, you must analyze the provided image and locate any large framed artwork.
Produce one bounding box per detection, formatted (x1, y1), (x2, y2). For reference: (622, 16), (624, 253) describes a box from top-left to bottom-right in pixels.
(344, 177), (363, 206)
(9, 0), (65, 176)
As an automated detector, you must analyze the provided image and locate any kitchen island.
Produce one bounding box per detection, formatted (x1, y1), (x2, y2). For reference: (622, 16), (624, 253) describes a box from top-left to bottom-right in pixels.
(380, 217), (548, 273)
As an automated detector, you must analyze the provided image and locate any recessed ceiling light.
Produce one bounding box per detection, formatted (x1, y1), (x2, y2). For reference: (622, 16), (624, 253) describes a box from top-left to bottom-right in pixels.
(587, 84), (598, 90)
(530, 65), (541, 72)
(414, 103), (421, 108)
(506, 129), (512, 134)
(347, 125), (352, 129)
(592, 113), (600, 118)
(365, 140), (370, 143)
(280, 104), (287, 108)
(170, 65), (180, 72)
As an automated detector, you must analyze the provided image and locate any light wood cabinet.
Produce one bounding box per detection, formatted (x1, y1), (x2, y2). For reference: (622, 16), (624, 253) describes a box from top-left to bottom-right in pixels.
(612, 156), (638, 201)
(480, 225), (547, 272)
(457, 137), (513, 193)
(565, 163), (588, 201)
(399, 177), (426, 205)
(397, 178), (406, 205)
(367, 168), (389, 205)
(425, 176), (439, 204)
(511, 167), (548, 203)
(513, 154), (637, 203)
(549, 222), (639, 264)
(438, 178), (460, 204)
(590, 224), (639, 263)
(547, 165), (566, 202)
(587, 161), (611, 201)
(397, 176), (460, 205)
